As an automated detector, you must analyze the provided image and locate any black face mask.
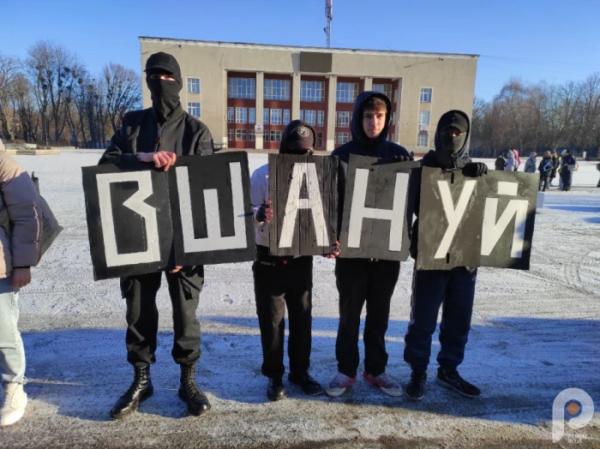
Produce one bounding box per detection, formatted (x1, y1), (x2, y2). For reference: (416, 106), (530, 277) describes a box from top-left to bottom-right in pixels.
(436, 127), (466, 166)
(147, 78), (181, 123)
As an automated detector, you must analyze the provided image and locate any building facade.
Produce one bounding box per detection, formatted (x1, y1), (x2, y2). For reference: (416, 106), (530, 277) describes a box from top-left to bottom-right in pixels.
(139, 36), (478, 152)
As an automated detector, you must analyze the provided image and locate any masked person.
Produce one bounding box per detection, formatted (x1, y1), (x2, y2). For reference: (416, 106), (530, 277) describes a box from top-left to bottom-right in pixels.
(251, 120), (323, 401)
(0, 152), (41, 427)
(99, 52), (214, 419)
(403, 110), (488, 401)
(326, 92), (410, 397)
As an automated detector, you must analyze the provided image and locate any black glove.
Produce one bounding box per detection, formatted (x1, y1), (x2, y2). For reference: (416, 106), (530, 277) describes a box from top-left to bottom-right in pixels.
(256, 204), (267, 222)
(462, 162), (488, 177)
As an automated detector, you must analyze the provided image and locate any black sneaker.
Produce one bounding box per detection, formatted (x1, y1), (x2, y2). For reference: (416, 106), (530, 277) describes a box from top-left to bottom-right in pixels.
(267, 377), (286, 401)
(288, 372), (323, 396)
(404, 370), (426, 401)
(437, 367), (480, 398)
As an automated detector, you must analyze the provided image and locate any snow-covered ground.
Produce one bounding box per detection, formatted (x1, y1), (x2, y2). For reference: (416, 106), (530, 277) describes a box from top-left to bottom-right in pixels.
(2, 151), (599, 449)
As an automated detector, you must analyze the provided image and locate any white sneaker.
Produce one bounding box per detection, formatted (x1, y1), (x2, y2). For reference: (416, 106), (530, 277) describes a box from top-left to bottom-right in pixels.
(363, 372), (403, 397)
(325, 372), (356, 397)
(0, 383), (28, 426)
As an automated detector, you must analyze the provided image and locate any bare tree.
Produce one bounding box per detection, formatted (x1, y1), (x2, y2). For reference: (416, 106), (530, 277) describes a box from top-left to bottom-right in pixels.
(102, 63), (140, 135)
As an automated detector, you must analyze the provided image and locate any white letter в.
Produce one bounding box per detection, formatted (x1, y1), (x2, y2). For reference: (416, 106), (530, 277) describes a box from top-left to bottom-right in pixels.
(96, 171), (161, 267)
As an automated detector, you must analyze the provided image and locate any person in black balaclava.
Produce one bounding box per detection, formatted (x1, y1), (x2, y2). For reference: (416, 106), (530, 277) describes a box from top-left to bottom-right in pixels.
(325, 92), (411, 398)
(403, 110), (487, 401)
(250, 120), (323, 401)
(99, 52), (214, 419)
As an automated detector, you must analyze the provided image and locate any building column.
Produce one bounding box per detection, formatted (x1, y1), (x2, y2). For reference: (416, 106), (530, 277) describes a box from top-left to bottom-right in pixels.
(326, 75), (337, 152)
(394, 78), (403, 145)
(363, 76), (373, 91)
(255, 71), (264, 150)
(292, 72), (301, 121)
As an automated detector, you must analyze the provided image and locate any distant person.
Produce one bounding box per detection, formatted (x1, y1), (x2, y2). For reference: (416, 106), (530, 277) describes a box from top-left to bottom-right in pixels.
(99, 52), (214, 419)
(0, 152), (41, 427)
(494, 153), (506, 171)
(538, 151), (553, 191)
(512, 148), (521, 171)
(504, 149), (516, 172)
(550, 150), (560, 186)
(250, 120), (323, 401)
(403, 110), (488, 401)
(326, 92), (410, 398)
(524, 152), (537, 173)
(559, 149), (577, 191)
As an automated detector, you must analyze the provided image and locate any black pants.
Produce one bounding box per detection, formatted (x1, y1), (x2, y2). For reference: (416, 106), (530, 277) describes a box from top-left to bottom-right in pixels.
(120, 266), (204, 367)
(253, 249), (313, 379)
(404, 267), (477, 373)
(335, 258), (400, 378)
(539, 174), (550, 191)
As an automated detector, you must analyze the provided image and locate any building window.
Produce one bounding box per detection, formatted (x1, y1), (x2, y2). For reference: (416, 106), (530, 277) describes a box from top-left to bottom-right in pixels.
(336, 132), (350, 145)
(270, 108), (282, 125)
(419, 111), (431, 127)
(301, 80), (324, 102)
(227, 107), (235, 123)
(263, 108), (270, 125)
(264, 79), (290, 101)
(336, 111), (350, 127)
(248, 108), (256, 125)
(270, 130), (282, 142)
(283, 109), (290, 125)
(227, 128), (235, 142)
(373, 83), (393, 100)
(228, 77), (256, 99)
(188, 102), (201, 118)
(235, 107), (247, 124)
(301, 109), (317, 126)
(337, 82), (358, 103)
(418, 130), (428, 146)
(420, 88), (432, 103)
(187, 78), (200, 94)
(317, 110), (325, 127)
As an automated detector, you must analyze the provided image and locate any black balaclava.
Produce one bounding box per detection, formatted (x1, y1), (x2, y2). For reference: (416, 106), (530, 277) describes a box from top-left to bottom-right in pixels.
(145, 52), (183, 123)
(433, 110), (470, 169)
(279, 120), (315, 155)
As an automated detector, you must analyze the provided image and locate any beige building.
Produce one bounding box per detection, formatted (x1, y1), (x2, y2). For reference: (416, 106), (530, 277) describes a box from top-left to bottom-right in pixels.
(139, 36), (478, 153)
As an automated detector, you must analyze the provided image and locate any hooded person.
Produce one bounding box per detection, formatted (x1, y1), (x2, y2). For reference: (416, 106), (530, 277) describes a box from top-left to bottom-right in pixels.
(250, 120), (323, 402)
(325, 92), (411, 398)
(524, 152), (537, 173)
(99, 52), (214, 419)
(403, 110), (487, 401)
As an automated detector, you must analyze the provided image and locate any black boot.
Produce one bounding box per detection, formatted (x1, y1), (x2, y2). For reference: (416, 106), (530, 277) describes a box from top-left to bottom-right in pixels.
(179, 364), (211, 416)
(437, 367), (480, 398)
(267, 376), (286, 401)
(405, 370), (426, 401)
(288, 372), (323, 396)
(110, 364), (154, 419)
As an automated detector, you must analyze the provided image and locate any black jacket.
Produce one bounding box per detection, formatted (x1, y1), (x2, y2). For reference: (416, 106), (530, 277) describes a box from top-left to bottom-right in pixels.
(99, 107), (213, 164)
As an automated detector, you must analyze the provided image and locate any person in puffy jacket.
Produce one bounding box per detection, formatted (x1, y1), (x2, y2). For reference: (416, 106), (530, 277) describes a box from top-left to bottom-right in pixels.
(0, 149), (41, 427)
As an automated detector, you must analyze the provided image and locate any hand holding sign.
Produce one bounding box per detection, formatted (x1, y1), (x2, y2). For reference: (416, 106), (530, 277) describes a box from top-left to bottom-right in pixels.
(137, 151), (177, 171)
